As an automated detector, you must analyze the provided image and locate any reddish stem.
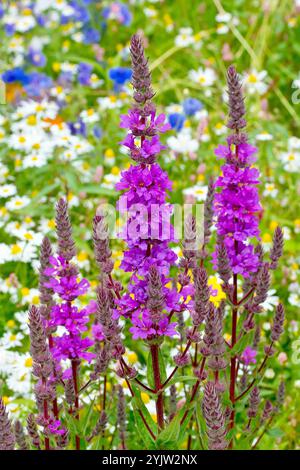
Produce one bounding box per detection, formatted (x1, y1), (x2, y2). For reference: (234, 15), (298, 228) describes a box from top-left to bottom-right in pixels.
(180, 357), (206, 426)
(228, 273), (238, 449)
(48, 334), (59, 419)
(71, 360), (80, 450)
(43, 401), (50, 450)
(150, 344), (164, 429)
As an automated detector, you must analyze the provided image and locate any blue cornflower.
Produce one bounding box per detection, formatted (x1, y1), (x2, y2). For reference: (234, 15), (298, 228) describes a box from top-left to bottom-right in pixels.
(83, 27), (100, 44)
(182, 98), (203, 116)
(28, 48), (47, 67)
(24, 73), (52, 97)
(109, 67), (132, 86)
(168, 113), (185, 132)
(2, 67), (30, 85)
(77, 62), (93, 86)
(4, 24), (15, 36)
(68, 119), (87, 137)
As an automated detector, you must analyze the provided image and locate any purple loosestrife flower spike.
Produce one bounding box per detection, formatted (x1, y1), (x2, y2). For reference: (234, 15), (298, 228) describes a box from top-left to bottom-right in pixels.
(252, 324), (261, 349)
(226, 65), (246, 134)
(93, 213), (113, 276)
(193, 267), (210, 326)
(269, 226), (284, 270)
(271, 303), (285, 342)
(213, 66), (262, 278)
(14, 420), (28, 450)
(277, 381), (285, 407)
(147, 265), (165, 324)
(203, 382), (227, 450)
(28, 305), (52, 369)
(180, 214), (198, 269)
(251, 264), (271, 311)
(55, 198), (76, 262)
(262, 400), (273, 422)
(130, 34), (154, 111)
(64, 379), (75, 405)
(39, 237), (54, 319)
(248, 386), (260, 418)
(0, 398), (15, 450)
(216, 238), (232, 284)
(115, 34), (178, 343)
(56, 429), (69, 449)
(26, 414), (40, 449)
(88, 411), (107, 442)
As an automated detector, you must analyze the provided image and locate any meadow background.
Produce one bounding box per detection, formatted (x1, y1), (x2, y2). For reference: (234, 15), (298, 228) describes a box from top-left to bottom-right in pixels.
(0, 0), (299, 449)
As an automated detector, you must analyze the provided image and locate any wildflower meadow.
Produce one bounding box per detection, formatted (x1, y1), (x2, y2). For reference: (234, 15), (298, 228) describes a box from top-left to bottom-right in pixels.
(0, 0), (299, 455)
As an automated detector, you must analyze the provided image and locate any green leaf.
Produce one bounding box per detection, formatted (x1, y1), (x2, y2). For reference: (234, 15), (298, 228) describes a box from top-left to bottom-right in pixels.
(78, 184), (116, 197)
(156, 412), (181, 447)
(195, 402), (208, 450)
(231, 330), (255, 356)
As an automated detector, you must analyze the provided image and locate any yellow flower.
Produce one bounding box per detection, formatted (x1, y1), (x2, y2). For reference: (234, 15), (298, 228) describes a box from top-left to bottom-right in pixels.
(269, 220), (278, 231)
(11, 244), (22, 255)
(141, 393), (150, 404)
(104, 148), (115, 159)
(126, 352), (138, 364)
(262, 233), (272, 243)
(208, 276), (226, 307)
(21, 287), (30, 296)
(25, 357), (33, 367)
(6, 320), (16, 329)
(2, 396), (10, 405)
(77, 251), (88, 262)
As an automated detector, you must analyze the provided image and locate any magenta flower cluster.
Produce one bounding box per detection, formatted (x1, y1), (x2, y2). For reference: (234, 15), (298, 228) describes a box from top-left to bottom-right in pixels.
(213, 141), (262, 277)
(44, 255), (96, 374)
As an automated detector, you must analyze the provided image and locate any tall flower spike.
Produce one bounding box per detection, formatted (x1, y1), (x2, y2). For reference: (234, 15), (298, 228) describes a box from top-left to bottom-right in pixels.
(271, 303), (285, 342)
(147, 265), (165, 324)
(130, 34), (154, 110)
(0, 398), (15, 450)
(38, 237), (54, 319)
(55, 198), (76, 262)
(203, 382), (227, 450)
(14, 420), (28, 450)
(226, 65), (246, 135)
(248, 386), (260, 418)
(28, 305), (52, 368)
(26, 414), (40, 449)
(193, 267), (210, 326)
(93, 213), (113, 276)
(216, 238), (232, 284)
(180, 214), (198, 269)
(88, 410), (107, 442)
(269, 226), (284, 270)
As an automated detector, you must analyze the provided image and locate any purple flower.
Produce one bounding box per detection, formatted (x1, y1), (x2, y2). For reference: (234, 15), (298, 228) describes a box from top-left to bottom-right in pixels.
(157, 316), (178, 337)
(92, 323), (105, 341)
(120, 134), (166, 163)
(240, 346), (257, 365)
(52, 334), (95, 362)
(45, 276), (90, 301)
(48, 304), (90, 334)
(48, 419), (67, 436)
(129, 311), (156, 340)
(77, 62), (92, 86)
